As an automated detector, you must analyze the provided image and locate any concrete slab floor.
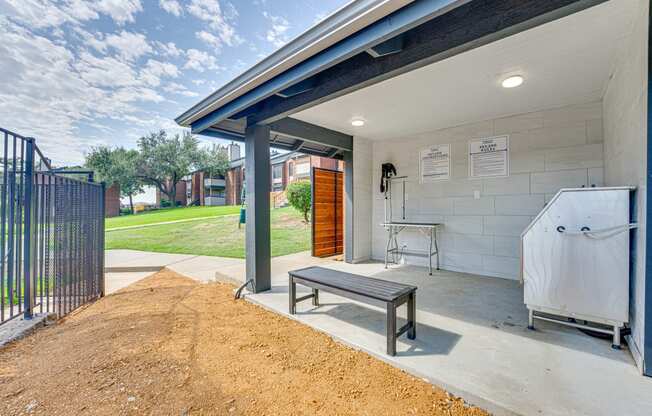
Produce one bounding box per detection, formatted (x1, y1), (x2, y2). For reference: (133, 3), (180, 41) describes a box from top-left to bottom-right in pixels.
(245, 261), (652, 416)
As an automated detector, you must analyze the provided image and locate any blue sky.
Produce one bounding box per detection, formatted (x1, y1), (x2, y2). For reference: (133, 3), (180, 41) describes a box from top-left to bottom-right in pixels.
(0, 0), (348, 165)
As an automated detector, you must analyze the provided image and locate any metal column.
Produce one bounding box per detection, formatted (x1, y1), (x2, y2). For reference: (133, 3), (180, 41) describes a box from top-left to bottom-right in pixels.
(245, 123), (271, 293)
(22, 138), (35, 319)
(343, 150), (354, 263)
(644, 0), (652, 377)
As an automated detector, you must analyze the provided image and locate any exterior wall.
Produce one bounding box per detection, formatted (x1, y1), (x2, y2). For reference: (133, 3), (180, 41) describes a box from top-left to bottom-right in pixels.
(189, 172), (203, 205)
(352, 137), (373, 262)
(104, 183), (120, 218)
(603, 0), (648, 371)
(226, 166), (244, 206)
(155, 180), (188, 206)
(221, 155), (342, 206)
(371, 101), (605, 280)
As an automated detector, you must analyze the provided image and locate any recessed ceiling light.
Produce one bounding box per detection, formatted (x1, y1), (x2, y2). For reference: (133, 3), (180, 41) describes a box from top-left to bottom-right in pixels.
(351, 118), (365, 127)
(502, 75), (524, 89)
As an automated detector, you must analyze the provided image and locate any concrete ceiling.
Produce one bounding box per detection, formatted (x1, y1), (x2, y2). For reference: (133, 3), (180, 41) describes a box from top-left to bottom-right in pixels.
(292, 0), (639, 140)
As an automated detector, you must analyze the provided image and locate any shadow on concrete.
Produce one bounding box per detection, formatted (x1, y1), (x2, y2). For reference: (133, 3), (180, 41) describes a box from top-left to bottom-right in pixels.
(300, 301), (462, 357)
(267, 262), (633, 364)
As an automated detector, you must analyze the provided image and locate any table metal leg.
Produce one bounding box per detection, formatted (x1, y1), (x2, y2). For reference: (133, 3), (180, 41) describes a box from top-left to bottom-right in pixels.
(392, 230), (399, 264)
(312, 288), (319, 306)
(384, 225), (391, 269)
(428, 228), (433, 275)
(434, 227), (439, 270)
(387, 302), (397, 356)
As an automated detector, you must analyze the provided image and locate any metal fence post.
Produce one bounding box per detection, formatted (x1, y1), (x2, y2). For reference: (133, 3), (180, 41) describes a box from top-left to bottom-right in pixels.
(23, 138), (35, 319)
(100, 181), (106, 297)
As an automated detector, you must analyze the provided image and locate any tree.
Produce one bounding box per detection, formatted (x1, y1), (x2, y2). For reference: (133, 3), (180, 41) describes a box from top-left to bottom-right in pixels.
(286, 181), (311, 222)
(85, 146), (143, 213)
(196, 143), (230, 179)
(135, 130), (202, 207)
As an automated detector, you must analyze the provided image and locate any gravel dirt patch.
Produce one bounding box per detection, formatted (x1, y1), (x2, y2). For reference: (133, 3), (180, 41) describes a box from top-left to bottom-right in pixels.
(0, 269), (489, 416)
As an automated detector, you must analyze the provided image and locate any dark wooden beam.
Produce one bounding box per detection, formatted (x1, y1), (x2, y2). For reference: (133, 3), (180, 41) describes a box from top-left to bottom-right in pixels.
(269, 117), (353, 152)
(249, 0), (605, 125)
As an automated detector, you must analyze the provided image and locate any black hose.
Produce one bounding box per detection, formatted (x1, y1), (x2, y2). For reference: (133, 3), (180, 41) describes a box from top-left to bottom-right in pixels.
(234, 279), (254, 300)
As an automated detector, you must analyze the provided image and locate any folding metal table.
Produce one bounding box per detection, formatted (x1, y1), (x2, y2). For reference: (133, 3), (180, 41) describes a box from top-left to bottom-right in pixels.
(381, 221), (441, 275)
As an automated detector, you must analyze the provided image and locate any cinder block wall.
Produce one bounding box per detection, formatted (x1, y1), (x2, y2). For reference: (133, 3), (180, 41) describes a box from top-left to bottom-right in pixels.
(370, 100), (604, 280)
(603, 0), (648, 371)
(352, 137), (373, 262)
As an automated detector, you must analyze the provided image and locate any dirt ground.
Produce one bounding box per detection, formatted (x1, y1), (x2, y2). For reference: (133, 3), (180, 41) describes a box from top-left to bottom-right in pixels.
(0, 269), (489, 416)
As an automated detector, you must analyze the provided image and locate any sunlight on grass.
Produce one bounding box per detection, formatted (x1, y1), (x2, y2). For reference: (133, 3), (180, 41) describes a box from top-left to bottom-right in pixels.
(105, 205), (241, 230)
(105, 207), (310, 258)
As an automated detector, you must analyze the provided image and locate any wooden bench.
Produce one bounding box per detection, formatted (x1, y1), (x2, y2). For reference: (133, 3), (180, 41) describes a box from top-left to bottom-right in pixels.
(288, 266), (417, 356)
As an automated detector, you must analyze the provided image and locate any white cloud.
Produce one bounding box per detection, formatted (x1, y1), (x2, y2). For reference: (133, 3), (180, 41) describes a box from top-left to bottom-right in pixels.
(155, 41), (183, 58)
(105, 30), (152, 61)
(195, 30), (222, 49)
(140, 59), (180, 86)
(65, 0), (100, 21)
(187, 0), (242, 49)
(263, 12), (290, 48)
(76, 51), (139, 87)
(1, 0), (142, 28)
(1, 0), (78, 28)
(93, 0), (143, 25)
(0, 22), (106, 163)
(0, 19), (179, 165)
(159, 0), (182, 17)
(163, 82), (199, 97)
(183, 49), (223, 72)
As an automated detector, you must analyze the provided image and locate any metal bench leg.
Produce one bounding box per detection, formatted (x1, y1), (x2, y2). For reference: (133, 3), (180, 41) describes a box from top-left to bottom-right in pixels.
(407, 292), (416, 340)
(312, 288), (319, 306)
(289, 277), (296, 314)
(387, 302), (397, 356)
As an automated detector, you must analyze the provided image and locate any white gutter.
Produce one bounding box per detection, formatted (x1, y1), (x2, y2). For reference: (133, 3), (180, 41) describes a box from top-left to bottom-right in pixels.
(176, 0), (413, 126)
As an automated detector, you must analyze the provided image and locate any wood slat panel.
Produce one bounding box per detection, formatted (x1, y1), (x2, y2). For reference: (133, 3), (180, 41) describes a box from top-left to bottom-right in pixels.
(312, 167), (344, 257)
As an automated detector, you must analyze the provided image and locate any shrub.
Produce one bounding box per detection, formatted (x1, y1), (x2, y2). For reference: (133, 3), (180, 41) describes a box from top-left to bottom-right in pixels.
(286, 181), (311, 222)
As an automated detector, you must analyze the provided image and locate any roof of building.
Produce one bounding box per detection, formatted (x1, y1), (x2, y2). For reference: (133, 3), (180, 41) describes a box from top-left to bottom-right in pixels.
(228, 150), (303, 169)
(175, 0), (410, 127)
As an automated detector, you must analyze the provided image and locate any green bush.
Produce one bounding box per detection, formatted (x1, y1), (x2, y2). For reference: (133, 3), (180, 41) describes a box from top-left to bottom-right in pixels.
(286, 181), (311, 222)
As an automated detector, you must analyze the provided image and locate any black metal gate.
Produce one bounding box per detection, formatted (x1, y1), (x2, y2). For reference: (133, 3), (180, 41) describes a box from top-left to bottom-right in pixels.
(1, 128), (105, 325)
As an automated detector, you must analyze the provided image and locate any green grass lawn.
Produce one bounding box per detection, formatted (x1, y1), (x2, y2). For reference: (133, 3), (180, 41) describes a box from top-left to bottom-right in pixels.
(105, 205), (241, 230)
(105, 206), (310, 258)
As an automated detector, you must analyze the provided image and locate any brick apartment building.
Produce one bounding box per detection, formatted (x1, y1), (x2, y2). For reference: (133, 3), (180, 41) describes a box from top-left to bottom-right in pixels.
(157, 143), (343, 207)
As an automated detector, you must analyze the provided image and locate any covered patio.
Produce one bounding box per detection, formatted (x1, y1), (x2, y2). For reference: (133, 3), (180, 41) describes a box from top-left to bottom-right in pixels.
(177, 0), (652, 414)
(245, 260), (652, 416)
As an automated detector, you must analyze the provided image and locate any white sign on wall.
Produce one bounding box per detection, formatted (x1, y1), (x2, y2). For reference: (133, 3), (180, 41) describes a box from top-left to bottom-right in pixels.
(469, 135), (509, 178)
(420, 144), (450, 183)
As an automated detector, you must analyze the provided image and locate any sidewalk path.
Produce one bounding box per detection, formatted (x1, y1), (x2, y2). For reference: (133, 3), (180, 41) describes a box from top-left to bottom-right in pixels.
(104, 249), (331, 287)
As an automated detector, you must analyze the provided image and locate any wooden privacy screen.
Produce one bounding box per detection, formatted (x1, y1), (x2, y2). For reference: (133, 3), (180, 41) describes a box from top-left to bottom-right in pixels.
(312, 167), (344, 257)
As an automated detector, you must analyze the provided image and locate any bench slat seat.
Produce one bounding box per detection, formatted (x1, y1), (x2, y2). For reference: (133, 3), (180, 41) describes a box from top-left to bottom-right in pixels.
(289, 266), (416, 302)
(288, 266), (417, 356)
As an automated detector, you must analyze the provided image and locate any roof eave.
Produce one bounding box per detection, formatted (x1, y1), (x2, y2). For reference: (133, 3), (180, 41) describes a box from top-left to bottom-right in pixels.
(175, 0), (412, 127)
